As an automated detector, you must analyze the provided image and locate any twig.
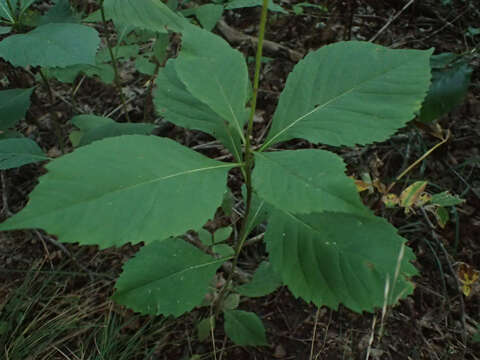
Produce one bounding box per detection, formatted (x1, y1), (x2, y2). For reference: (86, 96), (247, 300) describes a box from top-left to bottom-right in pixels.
(309, 307), (320, 360)
(0, 171), (12, 217)
(369, 0), (416, 42)
(34, 230), (96, 280)
(99, 0), (130, 122)
(217, 19), (304, 62)
(386, 130), (450, 193)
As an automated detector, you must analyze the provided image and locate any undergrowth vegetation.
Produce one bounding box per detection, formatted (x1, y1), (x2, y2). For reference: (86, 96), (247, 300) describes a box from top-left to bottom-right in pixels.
(0, 0), (478, 358)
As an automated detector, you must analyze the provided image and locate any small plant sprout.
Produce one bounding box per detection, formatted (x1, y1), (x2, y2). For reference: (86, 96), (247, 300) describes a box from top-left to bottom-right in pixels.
(0, 0), (434, 348)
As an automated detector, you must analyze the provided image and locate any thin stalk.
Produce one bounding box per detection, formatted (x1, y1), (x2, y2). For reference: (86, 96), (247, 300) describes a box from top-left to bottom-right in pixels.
(99, 0), (131, 122)
(5, 0), (15, 19)
(38, 68), (54, 102)
(213, 0), (269, 317)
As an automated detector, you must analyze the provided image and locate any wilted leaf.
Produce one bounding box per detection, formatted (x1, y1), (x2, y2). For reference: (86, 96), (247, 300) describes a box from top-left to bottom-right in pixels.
(399, 181), (428, 209)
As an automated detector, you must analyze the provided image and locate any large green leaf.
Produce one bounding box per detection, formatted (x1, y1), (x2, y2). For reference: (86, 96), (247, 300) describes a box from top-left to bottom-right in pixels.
(253, 149), (369, 215)
(419, 54), (472, 123)
(0, 138), (48, 169)
(113, 238), (223, 316)
(36, 0), (80, 25)
(78, 123), (156, 146)
(223, 310), (267, 346)
(0, 88), (34, 130)
(103, 0), (186, 33)
(0, 135), (235, 248)
(262, 42), (432, 149)
(175, 25), (249, 143)
(0, 23), (100, 68)
(265, 209), (417, 312)
(154, 60), (243, 161)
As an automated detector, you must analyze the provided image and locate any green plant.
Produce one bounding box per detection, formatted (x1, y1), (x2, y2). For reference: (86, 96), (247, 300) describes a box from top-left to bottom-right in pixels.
(0, 0), (434, 348)
(0, 0), (37, 30)
(418, 52), (473, 123)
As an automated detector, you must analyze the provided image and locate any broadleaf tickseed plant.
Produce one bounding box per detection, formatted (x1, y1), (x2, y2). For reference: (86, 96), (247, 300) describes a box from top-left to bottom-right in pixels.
(0, 0), (434, 347)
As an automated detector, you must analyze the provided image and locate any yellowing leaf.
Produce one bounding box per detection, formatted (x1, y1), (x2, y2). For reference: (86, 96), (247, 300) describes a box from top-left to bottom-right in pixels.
(457, 263), (480, 297)
(352, 177), (372, 193)
(399, 181), (428, 208)
(382, 193), (399, 208)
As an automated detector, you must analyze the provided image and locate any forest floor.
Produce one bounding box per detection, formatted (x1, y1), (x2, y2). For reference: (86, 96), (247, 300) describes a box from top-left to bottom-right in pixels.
(0, 0), (479, 359)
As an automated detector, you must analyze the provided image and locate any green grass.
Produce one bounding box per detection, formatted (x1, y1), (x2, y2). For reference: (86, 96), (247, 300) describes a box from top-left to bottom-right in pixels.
(0, 260), (172, 360)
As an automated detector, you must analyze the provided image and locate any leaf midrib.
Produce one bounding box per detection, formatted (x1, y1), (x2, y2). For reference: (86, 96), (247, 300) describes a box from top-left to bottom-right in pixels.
(262, 56), (424, 150)
(120, 256), (225, 294)
(14, 162), (234, 222)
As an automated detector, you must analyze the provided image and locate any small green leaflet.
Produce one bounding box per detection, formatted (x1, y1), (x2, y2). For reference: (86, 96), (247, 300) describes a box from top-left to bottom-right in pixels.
(103, 0), (186, 33)
(0, 87), (34, 130)
(236, 261), (282, 298)
(430, 191), (464, 207)
(174, 25), (249, 145)
(0, 138), (48, 169)
(0, 23), (100, 68)
(113, 238), (224, 316)
(225, 0), (287, 13)
(154, 59), (243, 161)
(223, 310), (267, 346)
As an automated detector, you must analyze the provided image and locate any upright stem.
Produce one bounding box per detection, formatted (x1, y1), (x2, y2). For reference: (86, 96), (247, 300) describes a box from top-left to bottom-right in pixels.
(99, 0), (131, 122)
(214, 0), (269, 317)
(38, 68), (54, 102)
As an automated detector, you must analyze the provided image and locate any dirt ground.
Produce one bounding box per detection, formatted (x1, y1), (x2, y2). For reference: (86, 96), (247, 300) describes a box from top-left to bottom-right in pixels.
(1, 0), (479, 359)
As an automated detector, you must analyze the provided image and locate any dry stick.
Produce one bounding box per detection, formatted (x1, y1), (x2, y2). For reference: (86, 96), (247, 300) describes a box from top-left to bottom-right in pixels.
(99, 0), (130, 122)
(216, 19), (304, 62)
(386, 130), (451, 193)
(365, 315), (377, 360)
(369, 0), (416, 42)
(38, 68), (54, 102)
(0, 171), (12, 217)
(34, 230), (96, 280)
(309, 307), (321, 360)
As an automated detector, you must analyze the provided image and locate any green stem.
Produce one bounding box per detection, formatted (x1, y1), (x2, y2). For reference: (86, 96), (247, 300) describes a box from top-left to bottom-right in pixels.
(214, 0), (269, 318)
(99, 0), (131, 122)
(38, 68), (54, 102)
(4, 0), (16, 24)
